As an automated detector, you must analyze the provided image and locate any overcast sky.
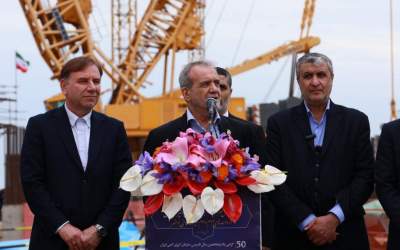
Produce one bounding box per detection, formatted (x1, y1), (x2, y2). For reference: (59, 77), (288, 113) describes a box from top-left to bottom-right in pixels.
(0, 1), (398, 188)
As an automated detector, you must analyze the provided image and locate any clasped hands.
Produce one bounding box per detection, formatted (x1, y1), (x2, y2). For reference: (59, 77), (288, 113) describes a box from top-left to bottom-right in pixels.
(305, 213), (340, 246)
(58, 224), (101, 250)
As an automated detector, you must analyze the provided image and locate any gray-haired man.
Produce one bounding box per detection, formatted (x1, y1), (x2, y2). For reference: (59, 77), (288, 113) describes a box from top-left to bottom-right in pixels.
(265, 53), (374, 250)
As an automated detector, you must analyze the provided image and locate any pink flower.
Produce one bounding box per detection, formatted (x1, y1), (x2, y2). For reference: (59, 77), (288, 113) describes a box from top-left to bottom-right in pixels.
(197, 133), (230, 169)
(155, 137), (205, 168)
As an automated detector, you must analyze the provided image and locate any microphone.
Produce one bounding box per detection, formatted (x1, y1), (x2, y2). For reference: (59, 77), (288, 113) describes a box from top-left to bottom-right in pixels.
(207, 98), (218, 121)
(305, 134), (316, 141)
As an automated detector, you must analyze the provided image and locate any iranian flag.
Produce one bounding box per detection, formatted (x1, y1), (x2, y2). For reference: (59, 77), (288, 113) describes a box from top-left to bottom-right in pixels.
(16, 52), (30, 73)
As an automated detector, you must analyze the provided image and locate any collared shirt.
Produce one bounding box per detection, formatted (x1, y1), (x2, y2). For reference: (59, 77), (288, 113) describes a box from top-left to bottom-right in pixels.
(65, 104), (91, 170)
(186, 109), (221, 138)
(304, 99), (330, 146)
(299, 99), (345, 231)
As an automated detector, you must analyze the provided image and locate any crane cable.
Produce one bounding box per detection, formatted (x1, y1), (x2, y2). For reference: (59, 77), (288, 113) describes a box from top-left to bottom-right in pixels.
(230, 0), (256, 65)
(204, 0), (216, 19)
(91, 2), (106, 43)
(262, 55), (291, 102)
(205, 0), (229, 50)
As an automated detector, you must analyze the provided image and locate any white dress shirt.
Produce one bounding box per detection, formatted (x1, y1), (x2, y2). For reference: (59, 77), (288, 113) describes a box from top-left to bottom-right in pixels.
(65, 105), (91, 170)
(55, 105), (92, 233)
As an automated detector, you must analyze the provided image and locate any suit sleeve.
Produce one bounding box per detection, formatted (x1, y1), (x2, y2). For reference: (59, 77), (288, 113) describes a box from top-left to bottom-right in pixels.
(335, 114), (374, 219)
(143, 130), (157, 155)
(251, 125), (268, 166)
(375, 123), (400, 223)
(20, 117), (68, 233)
(96, 121), (132, 230)
(265, 116), (314, 226)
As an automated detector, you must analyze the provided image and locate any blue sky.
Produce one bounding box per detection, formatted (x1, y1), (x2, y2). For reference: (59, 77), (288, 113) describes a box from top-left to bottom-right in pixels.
(0, 1), (398, 188)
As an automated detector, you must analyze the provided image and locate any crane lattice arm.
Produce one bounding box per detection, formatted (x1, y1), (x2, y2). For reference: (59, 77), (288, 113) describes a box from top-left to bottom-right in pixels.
(227, 37), (320, 76)
(19, 0), (142, 100)
(114, 0), (203, 104)
(19, 0), (93, 78)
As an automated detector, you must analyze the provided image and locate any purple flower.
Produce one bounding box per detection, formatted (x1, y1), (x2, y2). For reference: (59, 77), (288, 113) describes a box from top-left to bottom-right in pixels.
(228, 166), (238, 181)
(200, 137), (215, 153)
(187, 169), (203, 183)
(136, 151), (154, 175)
(240, 160), (261, 174)
(152, 171), (173, 184)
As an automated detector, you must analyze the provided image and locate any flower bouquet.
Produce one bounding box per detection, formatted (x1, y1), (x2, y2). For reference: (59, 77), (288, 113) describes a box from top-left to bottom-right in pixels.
(120, 128), (286, 224)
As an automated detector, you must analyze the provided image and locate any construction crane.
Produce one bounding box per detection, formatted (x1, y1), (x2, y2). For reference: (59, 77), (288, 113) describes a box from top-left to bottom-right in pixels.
(227, 37), (319, 76)
(19, 0), (319, 156)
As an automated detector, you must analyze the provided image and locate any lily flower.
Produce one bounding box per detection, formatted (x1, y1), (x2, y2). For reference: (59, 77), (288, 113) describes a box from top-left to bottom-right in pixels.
(140, 170), (164, 196)
(201, 187), (224, 215)
(155, 137), (204, 169)
(119, 164), (142, 192)
(183, 195), (205, 224)
(247, 165), (287, 193)
(162, 193), (183, 220)
(198, 134), (230, 170)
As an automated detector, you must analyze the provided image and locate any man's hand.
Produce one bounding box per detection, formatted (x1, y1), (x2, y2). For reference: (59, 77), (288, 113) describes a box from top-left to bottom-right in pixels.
(58, 223), (84, 250)
(306, 213), (339, 246)
(81, 226), (101, 250)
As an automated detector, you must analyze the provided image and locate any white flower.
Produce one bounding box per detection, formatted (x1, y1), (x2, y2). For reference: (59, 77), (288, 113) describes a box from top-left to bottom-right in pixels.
(200, 187), (224, 215)
(120, 165), (142, 192)
(162, 193), (183, 220)
(247, 165), (286, 193)
(247, 182), (275, 193)
(140, 170), (163, 196)
(182, 195), (205, 224)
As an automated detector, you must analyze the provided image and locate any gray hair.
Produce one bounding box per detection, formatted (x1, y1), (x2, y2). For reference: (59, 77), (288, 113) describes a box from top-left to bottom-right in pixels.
(296, 52), (334, 80)
(179, 60), (215, 89)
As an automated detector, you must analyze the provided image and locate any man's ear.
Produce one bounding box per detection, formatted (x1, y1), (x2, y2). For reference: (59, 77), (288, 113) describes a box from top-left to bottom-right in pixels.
(60, 79), (67, 95)
(181, 87), (191, 102)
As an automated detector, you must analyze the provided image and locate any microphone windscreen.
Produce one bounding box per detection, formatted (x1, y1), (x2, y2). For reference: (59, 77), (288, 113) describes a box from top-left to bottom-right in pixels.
(207, 98), (217, 109)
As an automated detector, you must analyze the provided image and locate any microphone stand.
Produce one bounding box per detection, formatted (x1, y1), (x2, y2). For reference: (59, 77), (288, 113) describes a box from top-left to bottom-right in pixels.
(207, 98), (218, 138)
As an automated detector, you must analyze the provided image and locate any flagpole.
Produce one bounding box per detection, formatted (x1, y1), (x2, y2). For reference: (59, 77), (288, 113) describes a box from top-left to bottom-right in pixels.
(14, 51), (18, 127)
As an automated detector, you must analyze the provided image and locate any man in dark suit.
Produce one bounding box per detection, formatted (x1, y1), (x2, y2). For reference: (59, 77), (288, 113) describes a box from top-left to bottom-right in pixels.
(20, 56), (132, 250)
(265, 53), (374, 250)
(216, 66), (273, 250)
(144, 60), (266, 172)
(376, 120), (400, 250)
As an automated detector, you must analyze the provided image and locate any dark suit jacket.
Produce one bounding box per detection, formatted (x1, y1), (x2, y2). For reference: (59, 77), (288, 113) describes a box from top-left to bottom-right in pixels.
(265, 102), (374, 250)
(228, 114), (274, 248)
(144, 113), (267, 165)
(376, 119), (400, 250)
(20, 106), (132, 250)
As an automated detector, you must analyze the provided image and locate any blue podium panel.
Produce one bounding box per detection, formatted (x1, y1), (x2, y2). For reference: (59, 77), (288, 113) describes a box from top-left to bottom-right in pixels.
(145, 188), (261, 250)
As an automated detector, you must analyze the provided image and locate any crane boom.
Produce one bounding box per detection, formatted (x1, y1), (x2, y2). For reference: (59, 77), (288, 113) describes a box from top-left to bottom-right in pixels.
(113, 0), (203, 104)
(227, 36), (320, 76)
(19, 0), (93, 79)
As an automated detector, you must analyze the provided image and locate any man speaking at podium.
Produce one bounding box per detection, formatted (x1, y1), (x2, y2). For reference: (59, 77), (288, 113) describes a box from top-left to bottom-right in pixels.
(144, 60), (266, 164)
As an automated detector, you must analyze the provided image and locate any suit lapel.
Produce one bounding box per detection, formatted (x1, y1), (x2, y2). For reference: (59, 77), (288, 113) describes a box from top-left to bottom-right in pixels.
(86, 111), (105, 173)
(321, 102), (343, 157)
(293, 104), (314, 151)
(177, 113), (190, 132)
(218, 116), (229, 134)
(53, 107), (83, 173)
